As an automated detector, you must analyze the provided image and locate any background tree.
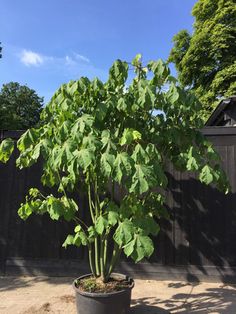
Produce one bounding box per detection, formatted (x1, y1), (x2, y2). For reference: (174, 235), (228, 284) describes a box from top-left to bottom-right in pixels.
(168, 0), (236, 120)
(0, 82), (44, 130)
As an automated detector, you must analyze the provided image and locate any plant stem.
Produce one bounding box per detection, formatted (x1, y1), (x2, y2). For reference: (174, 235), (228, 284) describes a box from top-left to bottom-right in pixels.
(88, 182), (95, 223)
(91, 172), (101, 277)
(107, 242), (122, 278)
(94, 175), (100, 215)
(73, 217), (88, 229)
(88, 244), (96, 277)
(100, 235), (105, 281)
(94, 237), (100, 276)
(103, 234), (108, 273)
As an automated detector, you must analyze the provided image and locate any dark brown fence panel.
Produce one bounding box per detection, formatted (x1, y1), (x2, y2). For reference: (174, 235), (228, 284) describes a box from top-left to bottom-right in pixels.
(1, 128), (236, 281)
(5, 163), (87, 260)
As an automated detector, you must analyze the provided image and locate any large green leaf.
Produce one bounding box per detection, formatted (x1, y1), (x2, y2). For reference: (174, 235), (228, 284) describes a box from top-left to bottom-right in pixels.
(74, 148), (94, 170)
(108, 60), (128, 86)
(88, 226), (97, 242)
(145, 143), (161, 161)
(120, 128), (134, 146)
(186, 147), (199, 171)
(105, 201), (120, 226)
(62, 235), (79, 248)
(100, 152), (115, 177)
(58, 121), (72, 141)
(74, 228), (88, 246)
(138, 85), (155, 109)
(82, 133), (101, 151)
(61, 197), (78, 221)
(113, 219), (134, 246)
(166, 83), (179, 104)
(130, 164), (156, 194)
(17, 129), (39, 151)
(101, 130), (116, 152)
(31, 143), (41, 161)
(91, 77), (104, 92)
(120, 129), (141, 146)
(108, 211), (119, 226)
(47, 197), (64, 220)
(133, 216), (160, 236)
(132, 144), (149, 163)
(199, 165), (214, 185)
(117, 98), (127, 111)
(18, 204), (31, 220)
(95, 216), (108, 235)
(131, 234), (154, 262)
(0, 138), (14, 163)
(71, 114), (94, 134)
(113, 152), (133, 183)
(123, 239), (136, 257)
(148, 59), (169, 82)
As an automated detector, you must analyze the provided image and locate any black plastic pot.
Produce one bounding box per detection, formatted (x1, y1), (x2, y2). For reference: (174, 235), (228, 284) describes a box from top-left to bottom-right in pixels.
(73, 273), (134, 314)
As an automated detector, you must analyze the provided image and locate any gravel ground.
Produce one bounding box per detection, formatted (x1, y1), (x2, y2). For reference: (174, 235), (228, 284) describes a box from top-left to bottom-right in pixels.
(1, 276), (236, 313)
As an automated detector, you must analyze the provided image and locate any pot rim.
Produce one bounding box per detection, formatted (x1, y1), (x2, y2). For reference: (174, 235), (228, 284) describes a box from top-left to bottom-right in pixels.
(73, 272), (134, 298)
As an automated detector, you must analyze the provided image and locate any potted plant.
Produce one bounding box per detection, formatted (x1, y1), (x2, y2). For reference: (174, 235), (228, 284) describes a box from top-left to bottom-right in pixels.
(0, 55), (228, 314)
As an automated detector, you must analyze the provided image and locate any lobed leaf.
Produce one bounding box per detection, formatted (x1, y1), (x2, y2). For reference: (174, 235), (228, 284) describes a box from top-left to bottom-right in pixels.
(0, 138), (14, 163)
(113, 219), (134, 246)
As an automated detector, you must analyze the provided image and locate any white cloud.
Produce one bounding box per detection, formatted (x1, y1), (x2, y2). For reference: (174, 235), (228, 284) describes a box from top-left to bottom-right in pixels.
(19, 49), (90, 69)
(65, 53), (90, 66)
(20, 49), (45, 67)
(17, 48), (106, 81)
(74, 53), (90, 63)
(65, 55), (77, 66)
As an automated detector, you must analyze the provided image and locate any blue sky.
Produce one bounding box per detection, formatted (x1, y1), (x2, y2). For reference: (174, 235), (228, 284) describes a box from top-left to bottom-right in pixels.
(0, 0), (196, 103)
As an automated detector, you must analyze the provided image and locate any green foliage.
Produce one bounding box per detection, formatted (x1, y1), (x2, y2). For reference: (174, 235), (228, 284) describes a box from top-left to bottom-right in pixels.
(0, 138), (14, 162)
(0, 82), (43, 129)
(114, 220), (134, 246)
(18, 191), (78, 222)
(168, 0), (236, 120)
(0, 55), (229, 282)
(124, 234), (154, 262)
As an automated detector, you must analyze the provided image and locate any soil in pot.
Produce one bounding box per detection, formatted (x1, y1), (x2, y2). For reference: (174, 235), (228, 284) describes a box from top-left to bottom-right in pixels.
(77, 274), (131, 293)
(73, 273), (134, 314)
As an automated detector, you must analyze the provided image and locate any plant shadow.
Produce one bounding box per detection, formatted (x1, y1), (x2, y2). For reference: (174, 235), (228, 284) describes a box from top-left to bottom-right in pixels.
(131, 297), (170, 313)
(131, 305), (169, 314)
(166, 286), (236, 313)
(130, 284), (236, 314)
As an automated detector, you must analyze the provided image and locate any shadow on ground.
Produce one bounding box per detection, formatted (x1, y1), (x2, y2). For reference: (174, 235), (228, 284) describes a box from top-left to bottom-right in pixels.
(131, 298), (170, 313)
(167, 286), (236, 313)
(1, 277), (236, 313)
(0, 276), (73, 292)
(131, 283), (236, 314)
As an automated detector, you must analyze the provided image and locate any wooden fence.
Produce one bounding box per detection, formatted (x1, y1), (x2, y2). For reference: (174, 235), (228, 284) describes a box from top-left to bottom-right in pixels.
(1, 128), (236, 282)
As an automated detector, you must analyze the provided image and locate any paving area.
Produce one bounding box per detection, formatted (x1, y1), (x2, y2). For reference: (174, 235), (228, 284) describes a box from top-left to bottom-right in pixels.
(1, 276), (236, 313)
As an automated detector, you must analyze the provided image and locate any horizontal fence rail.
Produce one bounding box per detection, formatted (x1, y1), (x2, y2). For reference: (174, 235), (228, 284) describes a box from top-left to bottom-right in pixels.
(0, 128), (236, 282)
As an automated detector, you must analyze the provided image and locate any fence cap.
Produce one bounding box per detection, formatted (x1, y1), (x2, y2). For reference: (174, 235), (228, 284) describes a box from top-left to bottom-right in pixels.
(205, 96), (236, 127)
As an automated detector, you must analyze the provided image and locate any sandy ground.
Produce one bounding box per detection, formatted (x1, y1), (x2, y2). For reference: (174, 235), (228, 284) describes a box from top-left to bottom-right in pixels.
(1, 276), (236, 314)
